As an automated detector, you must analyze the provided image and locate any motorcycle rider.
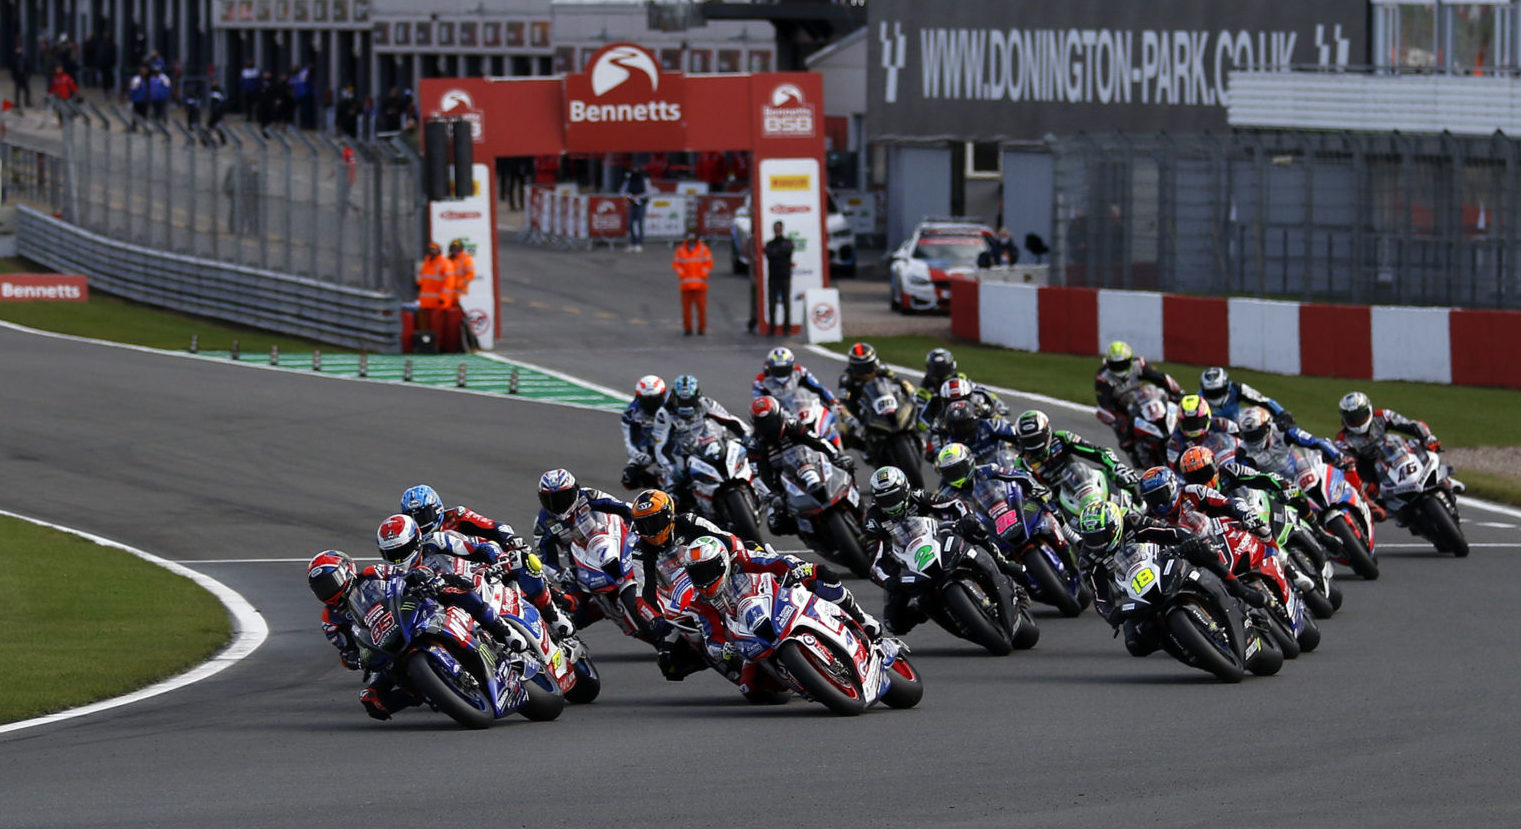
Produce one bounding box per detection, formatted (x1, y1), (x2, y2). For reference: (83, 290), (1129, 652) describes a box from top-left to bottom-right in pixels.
(307, 549), (526, 721)
(863, 465), (1008, 636)
(1236, 405), (1371, 519)
(747, 395), (855, 535)
(915, 349), (1006, 432)
(620, 375), (670, 490)
(399, 483), (522, 550)
(1200, 367), (1295, 428)
(378, 509), (574, 641)
(927, 398), (1020, 464)
(752, 346), (844, 448)
(1012, 410), (1142, 497)
(931, 442), (1076, 572)
(651, 374), (749, 504)
(1074, 501), (1260, 658)
(531, 468), (635, 571)
(1334, 391), (1463, 502)
(1163, 394), (1241, 467)
(836, 341), (917, 450)
(1095, 341), (1183, 458)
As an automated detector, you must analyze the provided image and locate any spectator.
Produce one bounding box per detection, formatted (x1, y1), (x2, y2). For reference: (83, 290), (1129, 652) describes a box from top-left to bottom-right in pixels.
(335, 84), (359, 137)
(11, 44), (32, 109)
(255, 71), (275, 128)
(621, 168), (648, 252)
(146, 49), (164, 74)
(207, 81), (225, 132)
(81, 33), (98, 87)
(292, 62), (314, 129)
(183, 79), (200, 126)
(239, 58), (259, 116)
(380, 86), (404, 132)
(672, 231), (713, 336)
(47, 63), (77, 123)
(360, 95), (375, 139)
(763, 221), (794, 336)
(96, 33), (116, 92)
(989, 227), (1018, 266)
(273, 73), (293, 128)
(147, 64), (171, 120)
(128, 64), (149, 122)
(53, 34), (75, 82)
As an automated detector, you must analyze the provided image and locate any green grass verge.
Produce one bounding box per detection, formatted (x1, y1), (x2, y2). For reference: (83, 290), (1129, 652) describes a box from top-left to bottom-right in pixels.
(1457, 470), (1521, 507)
(829, 334), (1521, 449)
(0, 518), (231, 724)
(0, 258), (355, 353)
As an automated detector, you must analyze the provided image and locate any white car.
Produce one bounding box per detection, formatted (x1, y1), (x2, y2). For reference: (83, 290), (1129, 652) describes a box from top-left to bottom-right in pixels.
(888, 221), (995, 313)
(730, 192), (856, 277)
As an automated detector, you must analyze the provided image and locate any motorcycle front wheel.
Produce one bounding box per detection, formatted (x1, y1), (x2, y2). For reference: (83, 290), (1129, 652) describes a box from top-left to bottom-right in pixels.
(405, 650), (495, 729)
(1165, 602), (1245, 683)
(721, 487), (764, 545)
(1022, 543), (1084, 617)
(1286, 542), (1335, 619)
(1327, 513), (1379, 580)
(822, 511), (871, 578)
(777, 638), (867, 715)
(879, 655), (924, 709)
(942, 579), (1014, 655)
(1420, 495), (1469, 558)
(564, 651), (602, 704)
(517, 670), (566, 722)
(886, 433), (924, 488)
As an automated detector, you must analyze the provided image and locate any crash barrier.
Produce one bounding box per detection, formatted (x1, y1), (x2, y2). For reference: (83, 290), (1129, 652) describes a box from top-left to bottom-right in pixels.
(520, 185), (745, 249)
(18, 207), (404, 353)
(951, 280), (1521, 389)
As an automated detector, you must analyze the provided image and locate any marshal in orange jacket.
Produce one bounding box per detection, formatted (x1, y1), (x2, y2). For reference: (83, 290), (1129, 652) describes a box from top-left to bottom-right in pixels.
(672, 239), (713, 290)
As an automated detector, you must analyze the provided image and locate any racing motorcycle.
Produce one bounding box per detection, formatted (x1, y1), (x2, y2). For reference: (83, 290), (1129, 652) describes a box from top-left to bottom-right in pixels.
(1180, 511), (1320, 659)
(961, 474), (1091, 618)
(352, 574), (564, 728)
(475, 567), (601, 704)
(1101, 540), (1282, 682)
(678, 417), (765, 544)
(692, 570), (924, 715)
(765, 385), (844, 450)
(1033, 457), (1136, 523)
(1237, 488), (1341, 619)
(1373, 435), (1468, 557)
(774, 443), (872, 577)
(1249, 442), (1379, 580)
(1126, 385), (1180, 469)
(557, 512), (659, 645)
(879, 516), (1038, 654)
(853, 375), (925, 487)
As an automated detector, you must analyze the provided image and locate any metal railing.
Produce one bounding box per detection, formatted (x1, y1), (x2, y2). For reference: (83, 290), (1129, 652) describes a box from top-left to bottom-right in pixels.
(1049, 130), (1521, 309)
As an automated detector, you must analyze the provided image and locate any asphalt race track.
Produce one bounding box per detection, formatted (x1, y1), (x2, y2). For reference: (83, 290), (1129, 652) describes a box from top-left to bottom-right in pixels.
(3, 306), (1520, 827)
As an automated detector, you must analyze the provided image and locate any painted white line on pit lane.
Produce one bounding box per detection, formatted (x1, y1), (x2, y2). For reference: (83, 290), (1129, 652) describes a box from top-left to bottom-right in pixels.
(1476, 521), (1517, 529)
(803, 344), (1521, 524)
(0, 510), (268, 736)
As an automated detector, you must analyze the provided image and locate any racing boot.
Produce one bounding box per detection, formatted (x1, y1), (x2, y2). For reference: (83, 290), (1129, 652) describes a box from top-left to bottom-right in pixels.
(835, 591), (883, 641)
(359, 687), (392, 721)
(481, 611), (528, 653)
(539, 599), (576, 641)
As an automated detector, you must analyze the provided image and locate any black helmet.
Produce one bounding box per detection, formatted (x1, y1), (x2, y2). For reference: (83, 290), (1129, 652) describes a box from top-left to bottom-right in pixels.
(942, 399), (978, 442)
(1015, 410), (1053, 459)
(846, 342), (880, 378)
(307, 550), (355, 607)
(923, 347), (957, 387)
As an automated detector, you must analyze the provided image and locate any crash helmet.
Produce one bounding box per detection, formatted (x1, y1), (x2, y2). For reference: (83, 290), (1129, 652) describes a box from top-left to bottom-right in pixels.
(1199, 367), (1231, 407)
(935, 443), (976, 490)
(631, 489), (676, 546)
(399, 484), (444, 535)
(1339, 392), (1374, 435)
(1177, 445), (1219, 489)
(940, 376), (974, 403)
(634, 375), (668, 416)
(941, 399), (978, 443)
(1138, 467), (1182, 518)
(307, 550), (356, 607)
(1179, 395), (1213, 440)
(671, 375), (702, 419)
(750, 395), (787, 440)
(376, 514), (421, 564)
(1238, 406), (1275, 452)
(924, 348), (958, 388)
(871, 466), (911, 517)
(1015, 410), (1053, 460)
(846, 342), (880, 379)
(682, 535), (736, 615)
(764, 347), (796, 379)
(1076, 501), (1125, 556)
(537, 468), (579, 519)
(1105, 341), (1135, 375)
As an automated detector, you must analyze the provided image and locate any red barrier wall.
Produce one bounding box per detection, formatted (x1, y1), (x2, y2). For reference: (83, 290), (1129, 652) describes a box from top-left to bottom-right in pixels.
(1162, 295), (1229, 365)
(1299, 304), (1372, 378)
(1037, 286), (1099, 355)
(1450, 309), (1521, 388)
(950, 278), (980, 341)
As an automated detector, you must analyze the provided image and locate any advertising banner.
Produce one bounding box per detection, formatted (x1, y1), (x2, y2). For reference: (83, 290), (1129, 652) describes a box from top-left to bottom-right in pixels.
(586, 196), (628, 239)
(804, 287), (843, 344)
(644, 194), (689, 239)
(563, 42), (687, 152)
(429, 163), (497, 349)
(838, 191), (880, 237)
(757, 158), (826, 330)
(867, 0), (1366, 140)
(696, 194), (744, 238)
(0, 274), (88, 301)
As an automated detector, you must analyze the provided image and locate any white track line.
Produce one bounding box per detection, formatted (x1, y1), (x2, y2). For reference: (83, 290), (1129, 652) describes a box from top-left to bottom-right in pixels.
(0, 510), (267, 735)
(1378, 542), (1520, 550)
(804, 343), (1521, 525)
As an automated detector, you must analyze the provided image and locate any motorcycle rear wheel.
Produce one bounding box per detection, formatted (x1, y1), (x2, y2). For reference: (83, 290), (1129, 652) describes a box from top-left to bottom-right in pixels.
(1012, 608), (1041, 650)
(942, 579), (1014, 655)
(823, 511), (871, 578)
(564, 653), (602, 704)
(517, 672), (566, 722)
(1022, 544), (1083, 617)
(721, 487), (764, 545)
(404, 650), (495, 729)
(1165, 603), (1244, 683)
(1327, 514), (1379, 580)
(777, 639), (867, 715)
(1420, 496), (1469, 558)
(880, 655), (924, 709)
(1287, 543), (1335, 619)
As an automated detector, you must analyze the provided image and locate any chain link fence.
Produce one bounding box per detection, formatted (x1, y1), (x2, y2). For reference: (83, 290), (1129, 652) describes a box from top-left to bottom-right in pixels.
(1050, 130), (1521, 309)
(3, 100), (424, 299)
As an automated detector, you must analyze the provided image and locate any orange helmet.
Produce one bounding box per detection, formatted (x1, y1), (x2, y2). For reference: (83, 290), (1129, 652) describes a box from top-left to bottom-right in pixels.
(631, 489), (676, 545)
(1178, 445), (1218, 489)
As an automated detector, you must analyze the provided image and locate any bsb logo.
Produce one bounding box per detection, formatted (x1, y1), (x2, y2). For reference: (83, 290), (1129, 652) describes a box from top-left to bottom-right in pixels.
(762, 82), (816, 138)
(434, 88), (485, 142)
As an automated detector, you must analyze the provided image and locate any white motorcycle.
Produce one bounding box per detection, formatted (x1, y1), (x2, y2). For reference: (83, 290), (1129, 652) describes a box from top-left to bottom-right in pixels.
(1374, 435), (1468, 557)
(679, 418), (765, 544)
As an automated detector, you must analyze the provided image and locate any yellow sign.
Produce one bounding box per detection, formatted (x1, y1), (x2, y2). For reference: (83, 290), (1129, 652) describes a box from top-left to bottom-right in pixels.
(769, 174), (811, 191)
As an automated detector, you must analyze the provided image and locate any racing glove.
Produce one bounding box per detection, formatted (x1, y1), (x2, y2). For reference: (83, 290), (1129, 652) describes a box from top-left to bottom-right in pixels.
(338, 648), (363, 671)
(1425, 435), (1442, 453)
(1115, 466), (1141, 491)
(404, 568), (443, 594)
(781, 562), (817, 588)
(1273, 410), (1297, 431)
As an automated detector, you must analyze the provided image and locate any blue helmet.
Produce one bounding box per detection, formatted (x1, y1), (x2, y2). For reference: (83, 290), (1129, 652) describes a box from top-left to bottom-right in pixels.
(672, 375), (701, 418)
(538, 468), (578, 518)
(1138, 466), (1181, 518)
(400, 484), (443, 534)
(765, 347), (796, 379)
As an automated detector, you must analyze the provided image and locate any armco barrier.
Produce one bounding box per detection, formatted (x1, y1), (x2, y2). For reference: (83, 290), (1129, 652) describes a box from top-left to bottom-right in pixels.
(958, 281), (1521, 389)
(17, 207), (403, 352)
